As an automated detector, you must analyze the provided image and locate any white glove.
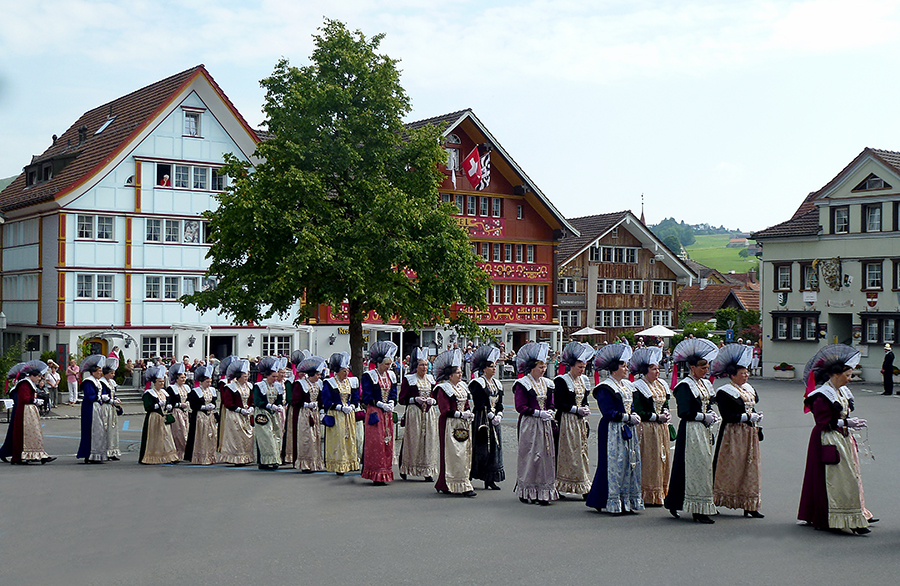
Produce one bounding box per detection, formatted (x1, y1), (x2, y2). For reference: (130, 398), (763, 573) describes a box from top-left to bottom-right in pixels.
(165, 404), (174, 412)
(341, 405), (353, 415)
(702, 412), (719, 426)
(748, 412), (762, 424)
(491, 414), (501, 426)
(846, 417), (867, 429)
(156, 402), (164, 410)
(242, 408), (252, 416)
(462, 411), (476, 422)
(538, 410), (553, 422)
(658, 411), (671, 424)
(114, 398), (122, 405)
(377, 401), (394, 413)
(427, 397), (437, 405)
(577, 406), (591, 417)
(487, 412), (495, 420)
(414, 396), (426, 405)
(34, 398), (44, 406)
(629, 414), (641, 426)
(303, 402), (315, 409)
(266, 403), (275, 411)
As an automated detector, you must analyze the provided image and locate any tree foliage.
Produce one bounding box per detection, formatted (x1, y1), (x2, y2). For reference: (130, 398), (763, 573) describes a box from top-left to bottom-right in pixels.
(183, 19), (490, 374)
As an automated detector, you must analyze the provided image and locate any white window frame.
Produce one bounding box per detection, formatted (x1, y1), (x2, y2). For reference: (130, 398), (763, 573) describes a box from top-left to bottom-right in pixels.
(504, 285), (512, 305)
(192, 166), (208, 191)
(537, 285), (546, 305)
(96, 216), (115, 240)
(146, 276), (161, 300)
(866, 319), (879, 343)
(174, 165), (190, 188)
(492, 243), (501, 262)
(526, 244), (534, 264)
(262, 335), (292, 356)
(866, 205), (881, 232)
(865, 262), (883, 289)
(182, 277), (198, 296)
(516, 244), (523, 263)
(833, 207), (849, 234)
(492, 285), (500, 304)
(884, 319), (895, 343)
(516, 205), (523, 220)
(526, 285), (535, 304)
(142, 335), (175, 361)
(776, 316), (788, 339)
(467, 196), (476, 216)
(806, 317), (817, 340)
(211, 168), (227, 191)
(184, 111), (201, 137)
(480, 197), (489, 217)
(77, 215), (94, 239)
(76, 274), (94, 299)
(516, 285), (524, 305)
(504, 244), (512, 262)
(777, 265), (791, 290)
(146, 218), (162, 242)
(492, 198), (501, 217)
(791, 317), (803, 340)
(164, 276), (180, 300)
(165, 219), (180, 243)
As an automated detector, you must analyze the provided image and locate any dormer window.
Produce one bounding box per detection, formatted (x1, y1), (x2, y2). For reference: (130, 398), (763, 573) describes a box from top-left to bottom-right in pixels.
(183, 110), (202, 137)
(852, 173), (891, 192)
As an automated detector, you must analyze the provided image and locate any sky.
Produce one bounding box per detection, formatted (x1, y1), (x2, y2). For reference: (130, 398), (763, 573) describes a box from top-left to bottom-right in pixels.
(3, 0), (900, 232)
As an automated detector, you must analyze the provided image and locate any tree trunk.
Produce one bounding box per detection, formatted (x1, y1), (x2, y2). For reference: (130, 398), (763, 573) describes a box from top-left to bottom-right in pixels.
(348, 298), (365, 377)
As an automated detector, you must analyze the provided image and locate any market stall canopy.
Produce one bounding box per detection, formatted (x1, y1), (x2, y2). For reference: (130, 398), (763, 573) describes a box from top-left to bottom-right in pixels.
(571, 327), (605, 336)
(635, 325), (677, 338)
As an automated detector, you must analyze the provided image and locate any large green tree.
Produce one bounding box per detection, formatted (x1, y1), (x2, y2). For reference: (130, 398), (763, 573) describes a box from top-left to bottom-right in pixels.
(184, 20), (489, 375)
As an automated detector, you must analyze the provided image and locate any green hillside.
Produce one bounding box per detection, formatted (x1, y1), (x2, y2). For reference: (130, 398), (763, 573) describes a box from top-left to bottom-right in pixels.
(0, 176), (15, 192)
(684, 234), (759, 274)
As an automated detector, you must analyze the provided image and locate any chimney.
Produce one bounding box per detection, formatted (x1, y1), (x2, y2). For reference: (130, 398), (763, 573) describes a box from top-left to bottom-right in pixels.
(748, 268), (757, 284)
(77, 125), (88, 146)
(699, 278), (708, 290)
(52, 134), (58, 145)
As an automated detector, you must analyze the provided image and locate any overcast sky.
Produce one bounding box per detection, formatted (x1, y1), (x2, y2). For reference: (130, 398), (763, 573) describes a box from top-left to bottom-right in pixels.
(3, 0), (900, 232)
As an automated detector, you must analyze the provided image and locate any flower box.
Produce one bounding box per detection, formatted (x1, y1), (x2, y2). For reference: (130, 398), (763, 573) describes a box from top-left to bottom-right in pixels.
(773, 370), (795, 380)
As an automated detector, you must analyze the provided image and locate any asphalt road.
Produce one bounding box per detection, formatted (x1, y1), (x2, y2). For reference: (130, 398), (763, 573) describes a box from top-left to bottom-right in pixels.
(1, 378), (897, 586)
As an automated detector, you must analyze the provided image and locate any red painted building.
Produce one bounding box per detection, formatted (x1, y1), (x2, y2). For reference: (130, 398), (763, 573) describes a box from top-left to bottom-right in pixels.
(312, 109), (578, 355)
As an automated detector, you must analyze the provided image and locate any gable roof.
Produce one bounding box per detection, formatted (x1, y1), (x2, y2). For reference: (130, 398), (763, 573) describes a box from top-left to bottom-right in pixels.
(750, 208), (820, 240)
(678, 284), (741, 315)
(558, 210), (694, 281)
(0, 65), (259, 213)
(405, 109), (578, 236)
(731, 289), (760, 311)
(682, 258), (725, 282)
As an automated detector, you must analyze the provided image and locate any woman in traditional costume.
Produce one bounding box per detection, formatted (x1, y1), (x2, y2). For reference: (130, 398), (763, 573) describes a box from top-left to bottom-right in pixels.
(630, 346), (671, 506)
(553, 341), (593, 499)
(283, 350), (311, 466)
(0, 361), (55, 464)
(433, 349), (476, 497)
(513, 342), (558, 505)
(166, 363), (191, 461)
(293, 355), (326, 472)
(469, 344), (505, 490)
(100, 359), (122, 460)
(664, 338), (720, 524)
(398, 347), (439, 481)
(273, 357), (288, 452)
(585, 343), (643, 514)
(798, 345), (871, 534)
(138, 365), (178, 465)
(185, 365), (218, 465)
(321, 352), (360, 475)
(218, 359), (254, 466)
(76, 355), (109, 464)
(360, 341), (398, 485)
(252, 356), (285, 470)
(710, 344), (764, 518)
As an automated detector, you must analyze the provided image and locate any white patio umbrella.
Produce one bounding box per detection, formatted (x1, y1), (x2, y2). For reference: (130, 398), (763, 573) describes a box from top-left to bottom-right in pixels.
(635, 325), (677, 338)
(571, 326), (605, 336)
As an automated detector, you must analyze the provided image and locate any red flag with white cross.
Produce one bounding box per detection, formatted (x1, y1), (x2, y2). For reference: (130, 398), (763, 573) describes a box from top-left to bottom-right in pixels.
(462, 146), (482, 190)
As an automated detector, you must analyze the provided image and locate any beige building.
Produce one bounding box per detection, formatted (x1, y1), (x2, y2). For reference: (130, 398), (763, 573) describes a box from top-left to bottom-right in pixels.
(752, 147), (900, 380)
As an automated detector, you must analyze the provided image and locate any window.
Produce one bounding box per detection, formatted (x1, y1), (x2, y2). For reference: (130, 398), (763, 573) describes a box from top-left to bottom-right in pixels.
(625, 248), (637, 263)
(517, 205), (523, 220)
(504, 285), (512, 305)
(174, 165), (190, 188)
(95, 275), (113, 299)
(157, 163), (172, 186)
(142, 336), (175, 361)
(183, 277), (198, 296)
(537, 286), (546, 305)
(516, 285), (524, 305)
(146, 219), (162, 242)
(76, 275), (93, 299)
(776, 317), (787, 340)
(653, 281), (673, 296)
(801, 264), (818, 291)
(604, 280), (614, 294)
(455, 195), (464, 214)
(611, 227), (619, 238)
(884, 319), (896, 343)
(526, 245), (534, 263)
(480, 197), (489, 217)
(866, 319), (879, 343)
(615, 280), (623, 294)
(481, 243), (490, 261)
(865, 262), (883, 289)
(613, 311), (622, 327)
(492, 285), (500, 304)
(184, 111), (201, 136)
(165, 220), (180, 242)
(505, 244), (512, 262)
(614, 248), (624, 263)
(559, 310), (581, 328)
(652, 310), (672, 326)
(210, 168), (227, 191)
(146, 276), (161, 300)
(445, 148), (459, 174)
(526, 285), (535, 304)
(441, 193), (451, 204)
(589, 246), (601, 262)
(492, 198), (501, 217)
(263, 335), (292, 356)
(806, 317), (817, 340)
(863, 205), (881, 232)
(183, 220), (202, 244)
(516, 244), (523, 263)
(493, 243), (501, 262)
(832, 206), (849, 234)
(853, 173), (890, 191)
(624, 280), (632, 295)
(602, 247), (612, 262)
(558, 278), (576, 294)
(791, 317), (803, 340)
(776, 264), (792, 291)
(192, 166), (208, 190)
(96, 216), (114, 240)
(467, 196), (476, 216)
(77, 215), (93, 239)
(164, 276), (180, 299)
(601, 310), (612, 328)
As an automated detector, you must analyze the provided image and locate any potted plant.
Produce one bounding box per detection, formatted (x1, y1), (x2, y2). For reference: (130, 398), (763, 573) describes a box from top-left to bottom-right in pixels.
(772, 362), (795, 380)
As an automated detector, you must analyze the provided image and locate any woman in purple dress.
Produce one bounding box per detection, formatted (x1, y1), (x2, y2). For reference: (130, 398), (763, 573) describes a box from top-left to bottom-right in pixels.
(513, 342), (558, 505)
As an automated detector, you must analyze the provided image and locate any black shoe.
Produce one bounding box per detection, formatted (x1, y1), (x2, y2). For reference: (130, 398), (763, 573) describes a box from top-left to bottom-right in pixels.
(439, 489), (451, 494)
(399, 473), (407, 480)
(868, 517), (879, 523)
(461, 490), (477, 498)
(692, 514), (715, 524)
(40, 457), (56, 464)
(537, 500), (551, 506)
(851, 527), (871, 535)
(582, 493), (589, 501)
(336, 472), (344, 476)
(109, 456), (120, 461)
(373, 481), (386, 486)
(881, 392), (893, 396)
(519, 497), (531, 504)
(1, 456), (8, 463)
(485, 481), (501, 490)
(669, 509), (680, 519)
(743, 510), (765, 518)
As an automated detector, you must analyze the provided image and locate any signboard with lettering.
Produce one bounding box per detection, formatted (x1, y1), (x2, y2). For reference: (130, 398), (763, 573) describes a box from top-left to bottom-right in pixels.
(455, 217), (505, 238)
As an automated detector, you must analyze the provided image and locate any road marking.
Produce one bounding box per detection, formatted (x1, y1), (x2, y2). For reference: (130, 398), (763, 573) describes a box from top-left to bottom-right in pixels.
(122, 420), (130, 431)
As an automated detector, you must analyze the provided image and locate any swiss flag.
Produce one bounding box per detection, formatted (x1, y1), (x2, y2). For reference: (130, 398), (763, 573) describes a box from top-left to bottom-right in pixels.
(461, 146), (482, 190)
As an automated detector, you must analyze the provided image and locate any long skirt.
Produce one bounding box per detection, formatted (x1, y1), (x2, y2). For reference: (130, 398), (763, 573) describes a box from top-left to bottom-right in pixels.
(515, 417), (558, 502)
(361, 406), (394, 482)
(555, 412), (590, 494)
(324, 411), (359, 473)
(821, 430), (868, 529)
(294, 407), (324, 471)
(283, 405), (296, 465)
(272, 408), (284, 460)
(20, 404), (50, 461)
(86, 403), (109, 462)
(189, 411), (218, 465)
(437, 416), (473, 493)
(849, 434), (874, 520)
(471, 411), (505, 484)
(217, 409), (254, 464)
(400, 405), (439, 478)
(101, 403), (120, 459)
(171, 408), (189, 460)
(673, 421), (717, 515)
(713, 423), (761, 510)
(139, 412), (177, 464)
(254, 409), (282, 466)
(638, 421), (671, 505)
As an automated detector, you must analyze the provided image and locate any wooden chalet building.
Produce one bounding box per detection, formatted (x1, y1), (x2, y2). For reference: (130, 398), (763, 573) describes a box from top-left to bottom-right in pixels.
(556, 211), (694, 340)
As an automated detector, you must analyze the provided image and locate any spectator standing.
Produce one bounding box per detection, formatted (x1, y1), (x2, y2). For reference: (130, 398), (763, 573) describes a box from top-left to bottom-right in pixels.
(66, 359), (80, 404)
(45, 361), (61, 409)
(882, 344), (895, 396)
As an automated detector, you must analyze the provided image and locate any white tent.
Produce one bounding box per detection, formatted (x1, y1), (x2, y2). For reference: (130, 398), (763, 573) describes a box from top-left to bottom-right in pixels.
(636, 325), (677, 338)
(571, 326), (605, 336)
